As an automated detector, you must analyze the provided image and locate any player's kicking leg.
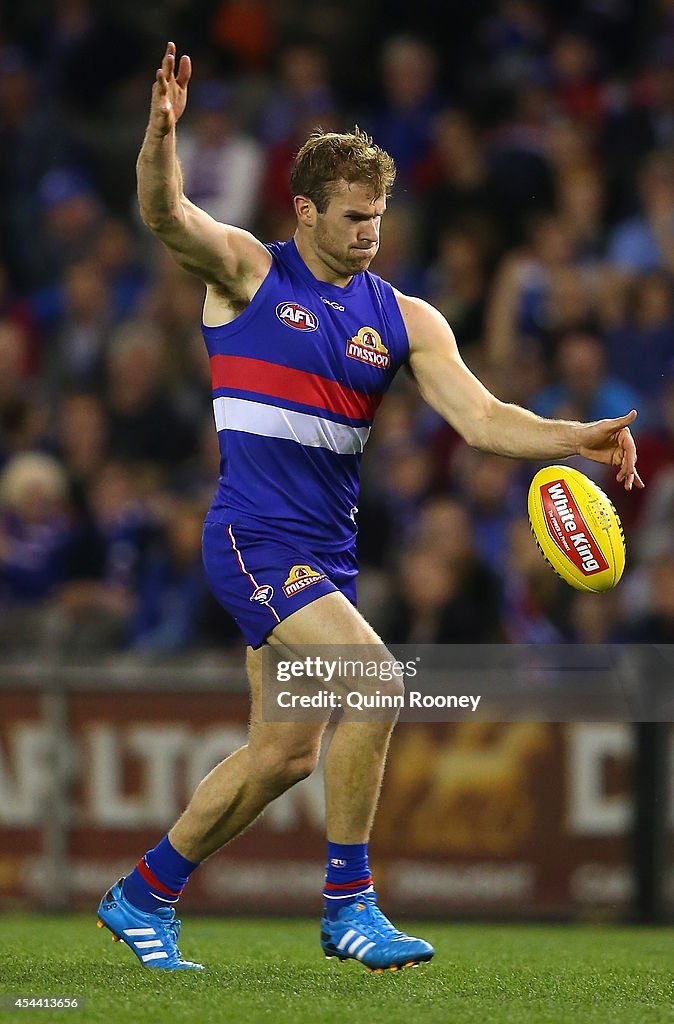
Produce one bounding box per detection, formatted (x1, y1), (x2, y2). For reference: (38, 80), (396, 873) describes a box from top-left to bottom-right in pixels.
(97, 646), (329, 969)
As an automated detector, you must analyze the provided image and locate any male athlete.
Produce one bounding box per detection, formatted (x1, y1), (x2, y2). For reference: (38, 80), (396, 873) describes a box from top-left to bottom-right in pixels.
(97, 43), (643, 971)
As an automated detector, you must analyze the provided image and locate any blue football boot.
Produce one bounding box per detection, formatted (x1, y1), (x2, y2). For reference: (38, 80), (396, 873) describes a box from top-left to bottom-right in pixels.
(97, 878), (203, 970)
(321, 891), (434, 972)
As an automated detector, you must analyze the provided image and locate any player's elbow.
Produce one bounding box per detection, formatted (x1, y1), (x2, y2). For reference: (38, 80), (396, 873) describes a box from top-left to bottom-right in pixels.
(137, 195), (175, 230)
(138, 204), (183, 238)
(457, 395), (498, 452)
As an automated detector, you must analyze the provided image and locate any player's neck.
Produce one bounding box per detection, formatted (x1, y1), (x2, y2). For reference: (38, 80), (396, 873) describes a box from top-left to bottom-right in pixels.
(293, 232), (353, 289)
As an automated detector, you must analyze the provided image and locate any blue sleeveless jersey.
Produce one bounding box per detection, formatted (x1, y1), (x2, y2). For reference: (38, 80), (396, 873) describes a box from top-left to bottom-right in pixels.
(201, 239), (409, 552)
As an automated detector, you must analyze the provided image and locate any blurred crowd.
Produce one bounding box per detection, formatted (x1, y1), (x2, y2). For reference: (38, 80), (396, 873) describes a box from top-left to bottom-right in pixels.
(1, 0), (674, 658)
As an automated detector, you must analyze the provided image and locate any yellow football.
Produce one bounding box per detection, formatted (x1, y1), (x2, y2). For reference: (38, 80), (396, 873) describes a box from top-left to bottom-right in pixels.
(527, 465), (625, 592)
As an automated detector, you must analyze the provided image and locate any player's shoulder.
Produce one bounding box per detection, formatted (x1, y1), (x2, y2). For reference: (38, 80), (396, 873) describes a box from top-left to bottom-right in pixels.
(392, 290), (454, 339)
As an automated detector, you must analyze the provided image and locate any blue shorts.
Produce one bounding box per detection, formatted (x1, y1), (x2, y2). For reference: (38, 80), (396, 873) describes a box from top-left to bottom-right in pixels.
(202, 516), (358, 648)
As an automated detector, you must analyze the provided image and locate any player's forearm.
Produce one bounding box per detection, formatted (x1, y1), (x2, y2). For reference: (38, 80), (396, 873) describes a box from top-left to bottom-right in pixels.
(136, 125), (185, 232)
(471, 399), (583, 459)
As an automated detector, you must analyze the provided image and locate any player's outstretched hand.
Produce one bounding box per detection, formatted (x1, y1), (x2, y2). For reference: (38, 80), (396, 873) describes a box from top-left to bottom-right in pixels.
(150, 41), (191, 137)
(577, 409), (644, 491)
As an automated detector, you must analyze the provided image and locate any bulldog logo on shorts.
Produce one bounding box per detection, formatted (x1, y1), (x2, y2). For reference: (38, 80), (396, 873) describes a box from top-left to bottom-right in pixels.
(250, 584), (274, 604)
(282, 564), (326, 598)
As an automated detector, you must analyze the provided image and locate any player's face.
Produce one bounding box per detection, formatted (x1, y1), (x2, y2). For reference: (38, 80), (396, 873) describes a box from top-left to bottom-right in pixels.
(313, 182), (386, 277)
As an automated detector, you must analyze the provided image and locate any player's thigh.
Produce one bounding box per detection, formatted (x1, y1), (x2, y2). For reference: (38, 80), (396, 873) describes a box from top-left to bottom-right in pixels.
(245, 644), (328, 769)
(269, 591), (402, 713)
(269, 590), (386, 648)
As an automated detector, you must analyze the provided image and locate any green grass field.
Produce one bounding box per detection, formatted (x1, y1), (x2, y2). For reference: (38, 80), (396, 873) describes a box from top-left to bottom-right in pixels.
(1, 915), (673, 1024)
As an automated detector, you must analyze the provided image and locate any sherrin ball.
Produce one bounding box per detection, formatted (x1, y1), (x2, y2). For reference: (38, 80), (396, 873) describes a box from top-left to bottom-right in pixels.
(527, 465), (625, 592)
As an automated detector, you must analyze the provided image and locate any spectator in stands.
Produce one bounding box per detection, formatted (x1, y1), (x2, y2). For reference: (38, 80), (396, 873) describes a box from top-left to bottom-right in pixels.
(484, 211), (583, 367)
(104, 320), (198, 468)
(531, 331), (642, 423)
(479, 0), (549, 89)
(603, 40), (674, 205)
(142, 247), (212, 385)
(450, 448), (525, 573)
(423, 224), (491, 351)
(44, 260), (113, 397)
(485, 80), (556, 242)
(374, 441), (434, 546)
(128, 500), (214, 653)
(52, 460), (156, 653)
(416, 110), (503, 259)
(56, 392), (109, 501)
(502, 516), (570, 642)
(260, 42), (336, 147)
(364, 35), (441, 185)
(0, 319), (37, 463)
(627, 554), (674, 642)
(549, 31), (608, 129)
(34, 168), (103, 287)
(555, 163), (608, 263)
(93, 218), (149, 321)
(178, 80), (264, 230)
(607, 150), (674, 276)
(0, 451), (73, 606)
(0, 47), (73, 288)
(568, 591), (623, 644)
(604, 273), (674, 404)
(385, 532), (503, 644)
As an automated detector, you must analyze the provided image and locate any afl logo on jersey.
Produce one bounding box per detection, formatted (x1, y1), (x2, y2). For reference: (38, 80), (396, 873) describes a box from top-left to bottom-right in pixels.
(276, 301), (319, 331)
(346, 326), (391, 369)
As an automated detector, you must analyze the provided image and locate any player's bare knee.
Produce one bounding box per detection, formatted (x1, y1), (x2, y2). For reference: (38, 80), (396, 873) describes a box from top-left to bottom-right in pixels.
(251, 744), (319, 789)
(379, 670), (405, 703)
(346, 652), (405, 703)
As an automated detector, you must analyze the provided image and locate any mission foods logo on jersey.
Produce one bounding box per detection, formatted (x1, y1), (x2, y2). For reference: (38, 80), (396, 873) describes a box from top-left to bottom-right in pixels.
(282, 564), (327, 598)
(276, 302), (319, 331)
(346, 326), (391, 369)
(542, 479), (609, 575)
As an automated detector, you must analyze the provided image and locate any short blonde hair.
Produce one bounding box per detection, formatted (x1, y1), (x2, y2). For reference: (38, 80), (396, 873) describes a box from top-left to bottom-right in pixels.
(290, 126), (396, 213)
(0, 452), (68, 510)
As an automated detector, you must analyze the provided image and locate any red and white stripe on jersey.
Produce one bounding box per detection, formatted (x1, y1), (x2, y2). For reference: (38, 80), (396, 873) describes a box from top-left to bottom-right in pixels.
(213, 398), (370, 455)
(211, 355), (380, 455)
(210, 355), (381, 421)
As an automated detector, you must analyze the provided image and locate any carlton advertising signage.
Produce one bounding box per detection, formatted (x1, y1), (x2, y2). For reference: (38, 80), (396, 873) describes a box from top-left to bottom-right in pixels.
(0, 683), (649, 916)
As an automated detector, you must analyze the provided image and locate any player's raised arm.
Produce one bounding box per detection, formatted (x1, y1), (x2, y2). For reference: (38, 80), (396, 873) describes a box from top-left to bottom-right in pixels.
(401, 293), (644, 491)
(137, 42), (269, 288)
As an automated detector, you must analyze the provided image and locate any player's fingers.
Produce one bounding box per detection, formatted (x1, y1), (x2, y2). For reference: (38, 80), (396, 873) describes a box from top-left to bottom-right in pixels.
(616, 409), (638, 428)
(176, 54), (191, 88)
(162, 42), (176, 78)
(618, 427), (637, 462)
(615, 461), (632, 489)
(153, 76), (171, 116)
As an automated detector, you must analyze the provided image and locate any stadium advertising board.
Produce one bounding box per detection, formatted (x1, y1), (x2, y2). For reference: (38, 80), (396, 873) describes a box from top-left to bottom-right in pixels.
(0, 689), (645, 916)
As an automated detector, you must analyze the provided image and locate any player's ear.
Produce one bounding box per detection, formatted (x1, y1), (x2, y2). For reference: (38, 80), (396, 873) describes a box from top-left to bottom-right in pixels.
(294, 195), (317, 227)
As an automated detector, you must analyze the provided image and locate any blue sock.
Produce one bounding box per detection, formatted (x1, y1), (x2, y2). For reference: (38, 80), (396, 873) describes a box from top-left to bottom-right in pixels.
(122, 835), (199, 913)
(323, 841), (373, 920)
